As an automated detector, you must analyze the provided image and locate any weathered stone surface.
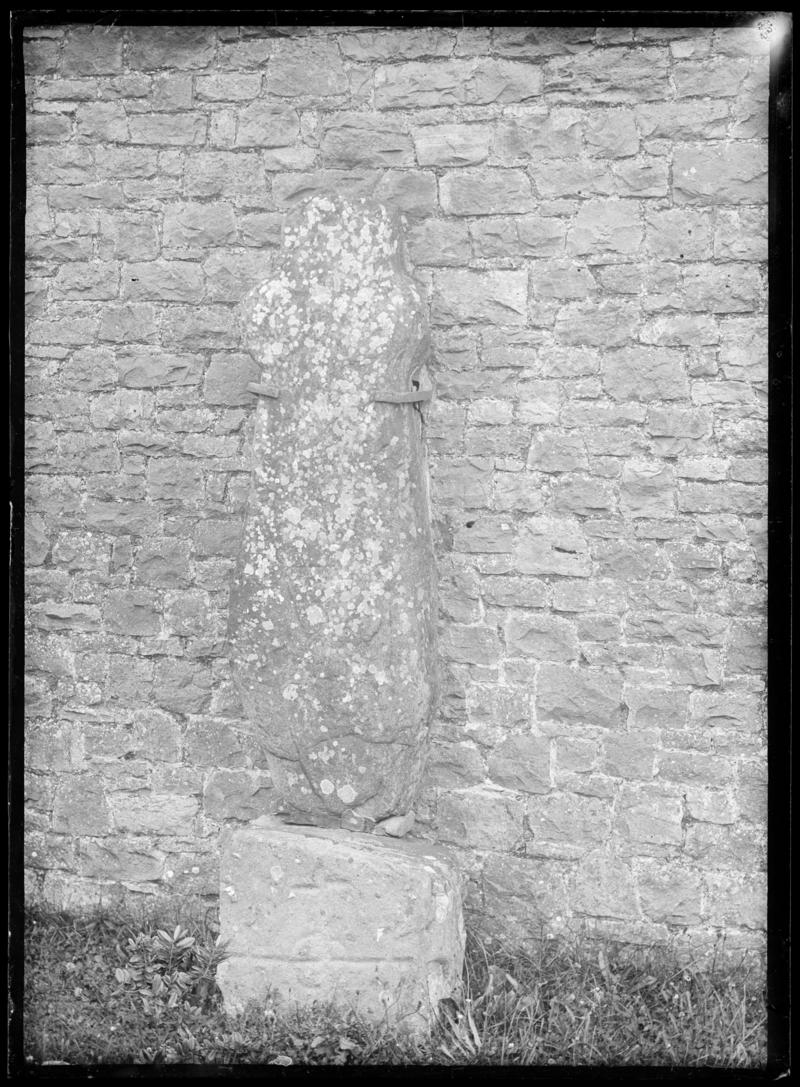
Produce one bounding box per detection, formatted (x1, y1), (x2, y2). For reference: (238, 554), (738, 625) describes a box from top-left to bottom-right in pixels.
(603, 732), (656, 779)
(184, 153), (265, 201)
(163, 203), (237, 248)
(673, 57), (750, 99)
(620, 461), (675, 516)
(685, 821), (765, 870)
(412, 124), (492, 166)
(689, 690), (762, 731)
(239, 211), (284, 248)
(704, 871), (766, 930)
(407, 220), (471, 267)
(567, 852), (639, 920)
(637, 862), (704, 925)
(537, 665), (625, 728)
(30, 602), (102, 632)
(673, 144), (767, 205)
(117, 349), (200, 389)
(375, 59), (542, 109)
(551, 476), (616, 516)
(126, 26), (216, 70)
(525, 793), (611, 857)
(603, 347), (689, 401)
(567, 199), (642, 257)
(614, 157), (669, 198)
(545, 47), (669, 101)
(554, 301), (638, 347)
(218, 819), (465, 1037)
(204, 769), (275, 820)
(24, 38), (62, 77)
(153, 658), (212, 715)
(234, 104), (299, 148)
(644, 209), (712, 261)
(195, 74), (263, 101)
(636, 100), (730, 141)
(136, 538), (192, 588)
(619, 781), (684, 844)
(436, 787), (524, 850)
(108, 792), (199, 835)
(714, 208), (768, 261)
(321, 114), (414, 168)
(122, 261), (204, 303)
(374, 171), (438, 218)
(439, 169), (533, 216)
(97, 211), (160, 261)
(129, 113), (207, 146)
(103, 590), (161, 636)
(203, 352), (260, 406)
(26, 830), (76, 872)
(62, 27), (124, 75)
(27, 721), (82, 772)
(272, 170), (437, 219)
(432, 270), (528, 326)
(470, 215), (567, 259)
(145, 74), (193, 112)
(487, 734), (550, 793)
(75, 102), (128, 142)
(515, 517), (590, 577)
(266, 38), (349, 99)
(505, 614), (578, 661)
(146, 457), (205, 503)
(52, 774), (111, 835)
(585, 110), (639, 157)
(494, 110), (583, 162)
(339, 29), (455, 60)
(452, 511), (515, 555)
(229, 195), (437, 824)
(77, 840), (166, 882)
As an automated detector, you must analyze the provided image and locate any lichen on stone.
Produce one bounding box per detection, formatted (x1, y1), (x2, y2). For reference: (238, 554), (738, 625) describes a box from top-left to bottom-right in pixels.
(229, 193), (438, 826)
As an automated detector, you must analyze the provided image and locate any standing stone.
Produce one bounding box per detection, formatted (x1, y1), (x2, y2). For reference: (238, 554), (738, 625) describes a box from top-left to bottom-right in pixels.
(229, 194), (438, 827)
(218, 817), (465, 1037)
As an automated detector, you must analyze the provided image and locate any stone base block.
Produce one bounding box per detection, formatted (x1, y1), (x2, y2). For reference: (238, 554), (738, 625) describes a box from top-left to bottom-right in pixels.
(218, 816), (465, 1037)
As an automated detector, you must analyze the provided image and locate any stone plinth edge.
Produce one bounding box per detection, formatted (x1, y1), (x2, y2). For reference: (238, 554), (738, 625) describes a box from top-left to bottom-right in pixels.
(218, 816), (466, 1038)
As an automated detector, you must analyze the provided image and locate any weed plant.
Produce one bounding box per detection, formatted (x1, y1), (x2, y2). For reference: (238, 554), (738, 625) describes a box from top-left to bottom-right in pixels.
(22, 903), (766, 1067)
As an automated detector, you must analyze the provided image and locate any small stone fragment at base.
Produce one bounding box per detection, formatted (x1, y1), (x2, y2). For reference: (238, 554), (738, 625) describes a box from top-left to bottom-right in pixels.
(374, 810), (415, 838)
(218, 817), (465, 1038)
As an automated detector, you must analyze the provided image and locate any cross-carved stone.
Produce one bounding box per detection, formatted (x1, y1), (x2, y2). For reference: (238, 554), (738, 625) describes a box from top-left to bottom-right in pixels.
(228, 194), (438, 829)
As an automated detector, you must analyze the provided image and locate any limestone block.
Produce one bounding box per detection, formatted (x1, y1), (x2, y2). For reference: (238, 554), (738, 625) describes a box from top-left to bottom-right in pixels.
(229, 195), (438, 825)
(218, 819), (465, 1037)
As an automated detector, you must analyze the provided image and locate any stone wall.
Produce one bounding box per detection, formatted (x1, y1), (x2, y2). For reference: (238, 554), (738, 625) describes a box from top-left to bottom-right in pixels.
(24, 24), (769, 959)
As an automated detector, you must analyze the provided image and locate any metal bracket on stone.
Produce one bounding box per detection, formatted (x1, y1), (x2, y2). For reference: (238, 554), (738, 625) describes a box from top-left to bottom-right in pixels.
(247, 382), (281, 399)
(373, 383), (435, 405)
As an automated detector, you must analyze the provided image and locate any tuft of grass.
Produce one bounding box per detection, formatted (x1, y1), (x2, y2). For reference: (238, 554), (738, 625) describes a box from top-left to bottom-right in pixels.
(438, 930), (766, 1066)
(23, 903), (766, 1067)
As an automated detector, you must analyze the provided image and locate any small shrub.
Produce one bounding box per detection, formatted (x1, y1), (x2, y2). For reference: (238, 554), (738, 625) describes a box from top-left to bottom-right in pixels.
(114, 923), (228, 1016)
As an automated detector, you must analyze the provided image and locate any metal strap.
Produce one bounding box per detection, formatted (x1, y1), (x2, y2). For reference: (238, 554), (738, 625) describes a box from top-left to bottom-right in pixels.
(248, 383), (435, 405)
(373, 388), (434, 404)
(247, 382), (281, 399)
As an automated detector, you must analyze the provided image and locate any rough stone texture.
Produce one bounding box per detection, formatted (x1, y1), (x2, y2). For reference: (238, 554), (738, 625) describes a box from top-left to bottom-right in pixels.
(228, 195), (437, 825)
(218, 818), (465, 1036)
(24, 26), (768, 960)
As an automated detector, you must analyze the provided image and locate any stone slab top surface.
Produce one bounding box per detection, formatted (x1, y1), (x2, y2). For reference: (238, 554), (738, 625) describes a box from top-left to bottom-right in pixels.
(237, 813), (463, 872)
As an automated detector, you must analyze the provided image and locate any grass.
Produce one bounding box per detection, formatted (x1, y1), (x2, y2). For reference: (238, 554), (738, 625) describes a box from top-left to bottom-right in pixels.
(21, 901), (767, 1067)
